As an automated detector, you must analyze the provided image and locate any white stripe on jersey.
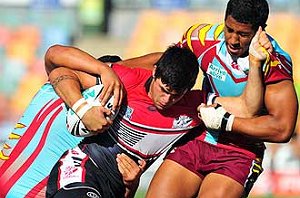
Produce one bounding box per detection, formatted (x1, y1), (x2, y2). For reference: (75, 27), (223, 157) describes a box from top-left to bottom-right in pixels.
(107, 112), (191, 162)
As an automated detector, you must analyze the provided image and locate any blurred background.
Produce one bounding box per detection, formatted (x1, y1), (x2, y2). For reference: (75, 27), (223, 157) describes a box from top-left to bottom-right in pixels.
(0, 0), (299, 197)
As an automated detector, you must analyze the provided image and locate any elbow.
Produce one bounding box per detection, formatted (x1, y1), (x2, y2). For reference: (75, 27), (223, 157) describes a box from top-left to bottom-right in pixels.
(46, 44), (65, 56)
(45, 44), (65, 74)
(45, 44), (65, 63)
(272, 126), (294, 143)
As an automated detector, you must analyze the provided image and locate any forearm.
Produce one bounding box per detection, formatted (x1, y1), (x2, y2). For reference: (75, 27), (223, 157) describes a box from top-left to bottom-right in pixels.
(216, 59), (264, 118)
(236, 58), (264, 117)
(200, 80), (298, 143)
(233, 80), (298, 143)
(119, 52), (162, 69)
(124, 181), (139, 198)
(45, 44), (110, 75)
(49, 68), (82, 108)
(49, 67), (96, 107)
(232, 114), (294, 143)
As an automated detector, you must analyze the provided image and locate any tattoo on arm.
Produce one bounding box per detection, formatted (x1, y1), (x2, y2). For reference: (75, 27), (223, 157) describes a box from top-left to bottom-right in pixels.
(50, 75), (80, 88)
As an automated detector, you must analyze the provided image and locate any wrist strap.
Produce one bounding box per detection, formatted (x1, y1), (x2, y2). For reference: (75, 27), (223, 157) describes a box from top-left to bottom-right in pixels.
(221, 112), (235, 131)
(72, 98), (86, 112)
(76, 103), (93, 119)
(207, 93), (217, 105)
(226, 115), (235, 131)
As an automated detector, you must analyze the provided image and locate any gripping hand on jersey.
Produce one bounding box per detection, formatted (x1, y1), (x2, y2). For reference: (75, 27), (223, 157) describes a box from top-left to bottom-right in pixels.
(198, 103), (235, 132)
(116, 153), (146, 198)
(249, 26), (270, 63)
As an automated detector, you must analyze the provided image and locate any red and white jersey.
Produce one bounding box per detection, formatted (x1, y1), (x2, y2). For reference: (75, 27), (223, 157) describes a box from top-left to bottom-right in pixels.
(108, 64), (204, 161)
(177, 23), (293, 157)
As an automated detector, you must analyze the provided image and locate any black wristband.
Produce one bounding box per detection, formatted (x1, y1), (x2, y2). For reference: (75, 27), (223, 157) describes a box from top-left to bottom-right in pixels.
(214, 103), (222, 109)
(211, 95), (217, 104)
(221, 112), (231, 131)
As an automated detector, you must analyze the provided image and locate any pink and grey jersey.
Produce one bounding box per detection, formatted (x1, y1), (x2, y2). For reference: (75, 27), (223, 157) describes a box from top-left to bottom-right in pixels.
(178, 23), (293, 157)
(107, 64), (203, 163)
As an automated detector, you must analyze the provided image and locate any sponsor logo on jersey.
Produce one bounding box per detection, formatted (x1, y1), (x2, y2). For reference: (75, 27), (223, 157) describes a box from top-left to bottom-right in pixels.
(207, 63), (227, 81)
(173, 115), (193, 128)
(62, 166), (79, 179)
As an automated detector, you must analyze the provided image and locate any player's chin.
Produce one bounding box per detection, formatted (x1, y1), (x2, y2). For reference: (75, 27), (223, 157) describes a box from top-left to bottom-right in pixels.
(227, 45), (244, 57)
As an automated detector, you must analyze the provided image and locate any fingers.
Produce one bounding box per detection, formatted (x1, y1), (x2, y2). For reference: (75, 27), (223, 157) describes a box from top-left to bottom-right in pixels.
(99, 82), (123, 111)
(117, 85), (124, 108)
(116, 153), (144, 182)
(249, 26), (270, 61)
(112, 83), (124, 110)
(81, 106), (112, 133)
(252, 26), (262, 44)
(259, 30), (273, 54)
(138, 159), (146, 172)
(99, 85), (111, 107)
(197, 103), (206, 112)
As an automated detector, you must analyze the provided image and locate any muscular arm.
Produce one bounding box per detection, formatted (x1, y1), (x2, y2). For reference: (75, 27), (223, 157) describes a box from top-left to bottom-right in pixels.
(120, 52), (162, 69)
(49, 67), (95, 107)
(198, 27), (299, 143)
(45, 45), (112, 75)
(232, 80), (298, 143)
(45, 45), (160, 73)
(49, 67), (112, 133)
(216, 57), (264, 117)
(214, 27), (267, 117)
(230, 28), (298, 142)
(198, 59), (264, 132)
(45, 44), (123, 109)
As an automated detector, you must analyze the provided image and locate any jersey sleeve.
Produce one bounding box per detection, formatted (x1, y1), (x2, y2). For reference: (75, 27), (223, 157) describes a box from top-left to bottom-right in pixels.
(262, 36), (293, 84)
(177, 23), (224, 76)
(177, 24), (224, 54)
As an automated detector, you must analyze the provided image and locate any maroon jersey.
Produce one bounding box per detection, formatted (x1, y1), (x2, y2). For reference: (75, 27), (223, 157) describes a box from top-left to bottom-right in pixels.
(177, 23), (293, 157)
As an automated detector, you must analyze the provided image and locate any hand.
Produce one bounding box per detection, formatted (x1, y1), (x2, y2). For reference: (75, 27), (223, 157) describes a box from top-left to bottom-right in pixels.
(197, 103), (235, 131)
(258, 27), (273, 54)
(81, 105), (113, 134)
(249, 26), (270, 63)
(98, 66), (125, 111)
(116, 153), (146, 189)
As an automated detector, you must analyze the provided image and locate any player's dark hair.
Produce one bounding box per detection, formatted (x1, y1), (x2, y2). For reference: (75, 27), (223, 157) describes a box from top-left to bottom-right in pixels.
(97, 55), (122, 63)
(154, 45), (199, 93)
(225, 0), (269, 30)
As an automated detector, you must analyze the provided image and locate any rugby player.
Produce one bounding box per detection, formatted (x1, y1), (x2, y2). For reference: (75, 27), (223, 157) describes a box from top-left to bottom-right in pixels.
(44, 37), (265, 198)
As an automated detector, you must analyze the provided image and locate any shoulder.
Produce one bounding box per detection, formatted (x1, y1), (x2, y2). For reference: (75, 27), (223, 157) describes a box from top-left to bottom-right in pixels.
(183, 23), (224, 40)
(112, 63), (152, 86)
(267, 34), (292, 61)
(179, 23), (224, 52)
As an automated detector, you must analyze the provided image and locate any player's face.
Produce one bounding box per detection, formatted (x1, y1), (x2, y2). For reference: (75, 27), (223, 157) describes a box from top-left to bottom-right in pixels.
(149, 78), (186, 110)
(224, 15), (256, 57)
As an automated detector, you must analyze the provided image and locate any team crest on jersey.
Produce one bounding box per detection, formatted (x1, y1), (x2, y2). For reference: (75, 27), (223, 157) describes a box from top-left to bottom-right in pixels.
(207, 63), (227, 81)
(173, 116), (193, 128)
(124, 106), (134, 119)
